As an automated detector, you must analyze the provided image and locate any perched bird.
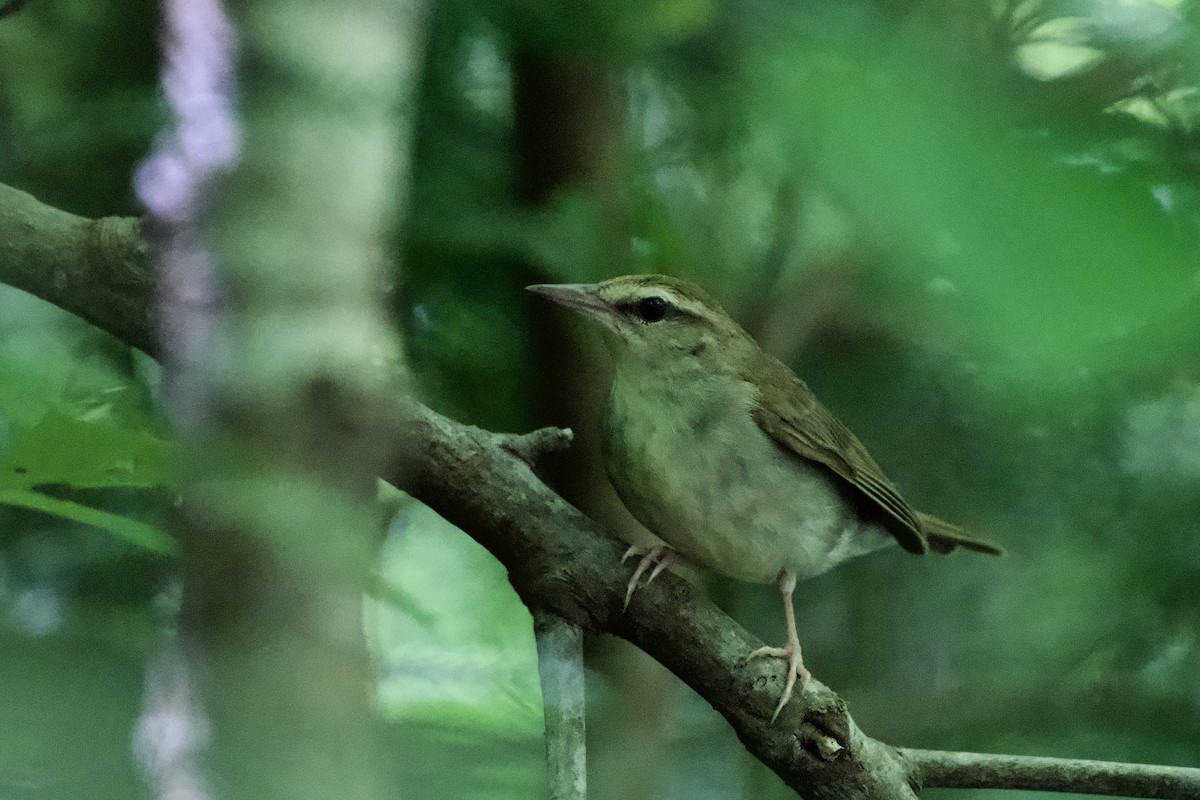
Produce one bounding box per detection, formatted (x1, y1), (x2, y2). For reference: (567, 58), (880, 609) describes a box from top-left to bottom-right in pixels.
(527, 274), (1001, 721)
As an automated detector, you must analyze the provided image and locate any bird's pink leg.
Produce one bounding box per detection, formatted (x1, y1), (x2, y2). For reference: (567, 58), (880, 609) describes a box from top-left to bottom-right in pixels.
(621, 544), (676, 609)
(748, 570), (810, 722)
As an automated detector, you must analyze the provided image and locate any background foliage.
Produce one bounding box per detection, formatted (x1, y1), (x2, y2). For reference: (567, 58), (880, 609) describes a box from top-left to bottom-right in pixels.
(1, 1), (1199, 799)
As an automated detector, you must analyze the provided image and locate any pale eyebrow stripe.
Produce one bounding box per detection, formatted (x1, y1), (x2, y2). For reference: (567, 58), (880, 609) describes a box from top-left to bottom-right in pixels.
(668, 295), (710, 318)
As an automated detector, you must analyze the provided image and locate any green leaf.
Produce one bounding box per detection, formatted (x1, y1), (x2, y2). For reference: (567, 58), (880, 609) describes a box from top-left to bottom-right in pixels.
(0, 409), (173, 491)
(0, 488), (175, 555)
(0, 409), (175, 553)
(772, 41), (1200, 370)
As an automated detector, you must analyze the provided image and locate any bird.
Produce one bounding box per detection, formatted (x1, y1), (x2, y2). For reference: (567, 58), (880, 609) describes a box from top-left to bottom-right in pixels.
(526, 273), (1001, 721)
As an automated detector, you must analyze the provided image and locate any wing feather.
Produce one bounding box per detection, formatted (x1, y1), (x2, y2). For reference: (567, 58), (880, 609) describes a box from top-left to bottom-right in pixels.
(746, 354), (929, 554)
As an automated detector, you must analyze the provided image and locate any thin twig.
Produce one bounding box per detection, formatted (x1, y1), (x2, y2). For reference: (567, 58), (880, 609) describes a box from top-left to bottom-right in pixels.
(902, 748), (1200, 799)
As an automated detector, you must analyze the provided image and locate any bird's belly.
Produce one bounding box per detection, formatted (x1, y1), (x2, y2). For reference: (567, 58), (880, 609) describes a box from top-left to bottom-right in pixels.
(604, 393), (892, 584)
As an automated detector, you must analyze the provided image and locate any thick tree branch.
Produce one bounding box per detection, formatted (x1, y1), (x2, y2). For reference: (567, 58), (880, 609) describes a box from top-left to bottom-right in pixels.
(0, 182), (157, 355)
(2, 182), (1199, 799)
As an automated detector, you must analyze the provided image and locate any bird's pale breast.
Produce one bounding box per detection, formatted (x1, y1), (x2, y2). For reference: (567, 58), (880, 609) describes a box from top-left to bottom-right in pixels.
(603, 368), (893, 584)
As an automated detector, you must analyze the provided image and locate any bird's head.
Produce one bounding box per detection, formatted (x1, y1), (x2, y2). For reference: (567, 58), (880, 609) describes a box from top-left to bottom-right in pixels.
(526, 274), (751, 374)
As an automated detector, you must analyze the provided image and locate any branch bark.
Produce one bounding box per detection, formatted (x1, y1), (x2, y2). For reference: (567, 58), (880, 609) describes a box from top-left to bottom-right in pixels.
(2, 183), (1199, 799)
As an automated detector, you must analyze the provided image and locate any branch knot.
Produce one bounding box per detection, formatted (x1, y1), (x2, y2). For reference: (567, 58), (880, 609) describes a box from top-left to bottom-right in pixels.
(497, 426), (574, 465)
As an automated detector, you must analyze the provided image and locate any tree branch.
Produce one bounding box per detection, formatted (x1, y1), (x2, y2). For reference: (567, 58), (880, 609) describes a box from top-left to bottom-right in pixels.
(2, 181), (1198, 799)
(0, 182), (157, 355)
(534, 610), (588, 800)
(389, 395), (914, 800)
(901, 749), (1200, 799)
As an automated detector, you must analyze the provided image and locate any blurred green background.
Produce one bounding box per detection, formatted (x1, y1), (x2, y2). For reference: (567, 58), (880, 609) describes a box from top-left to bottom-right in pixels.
(2, 0), (1199, 798)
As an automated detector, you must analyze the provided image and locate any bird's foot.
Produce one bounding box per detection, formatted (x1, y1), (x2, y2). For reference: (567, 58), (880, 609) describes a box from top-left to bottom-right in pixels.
(748, 639), (810, 723)
(621, 544), (676, 609)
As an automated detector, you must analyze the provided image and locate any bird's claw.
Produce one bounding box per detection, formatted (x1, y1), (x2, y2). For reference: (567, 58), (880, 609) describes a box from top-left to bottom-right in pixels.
(748, 640), (810, 723)
(621, 545), (675, 609)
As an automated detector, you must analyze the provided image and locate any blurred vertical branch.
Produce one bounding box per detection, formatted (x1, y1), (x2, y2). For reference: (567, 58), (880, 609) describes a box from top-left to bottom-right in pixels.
(513, 51), (628, 501)
(534, 609), (588, 800)
(137, 2), (424, 800)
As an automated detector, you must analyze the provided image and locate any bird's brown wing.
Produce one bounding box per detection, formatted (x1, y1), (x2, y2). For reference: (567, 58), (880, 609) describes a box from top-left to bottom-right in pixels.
(916, 511), (1003, 555)
(747, 356), (929, 554)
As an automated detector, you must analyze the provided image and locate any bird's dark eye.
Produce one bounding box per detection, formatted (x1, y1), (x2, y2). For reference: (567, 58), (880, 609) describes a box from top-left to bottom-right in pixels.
(636, 296), (669, 323)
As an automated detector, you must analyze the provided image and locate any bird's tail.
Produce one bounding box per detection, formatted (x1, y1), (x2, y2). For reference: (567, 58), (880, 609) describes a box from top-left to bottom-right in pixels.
(917, 512), (1003, 556)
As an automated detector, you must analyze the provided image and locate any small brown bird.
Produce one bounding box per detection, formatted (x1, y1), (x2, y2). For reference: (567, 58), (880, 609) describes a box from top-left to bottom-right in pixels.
(528, 274), (1001, 721)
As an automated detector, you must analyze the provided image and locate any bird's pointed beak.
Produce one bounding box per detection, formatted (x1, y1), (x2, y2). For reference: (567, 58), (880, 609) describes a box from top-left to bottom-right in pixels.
(526, 283), (613, 322)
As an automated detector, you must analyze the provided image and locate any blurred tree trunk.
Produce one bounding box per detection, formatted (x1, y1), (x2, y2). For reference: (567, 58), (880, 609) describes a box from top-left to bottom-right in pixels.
(140, 2), (422, 800)
(513, 52), (627, 509)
